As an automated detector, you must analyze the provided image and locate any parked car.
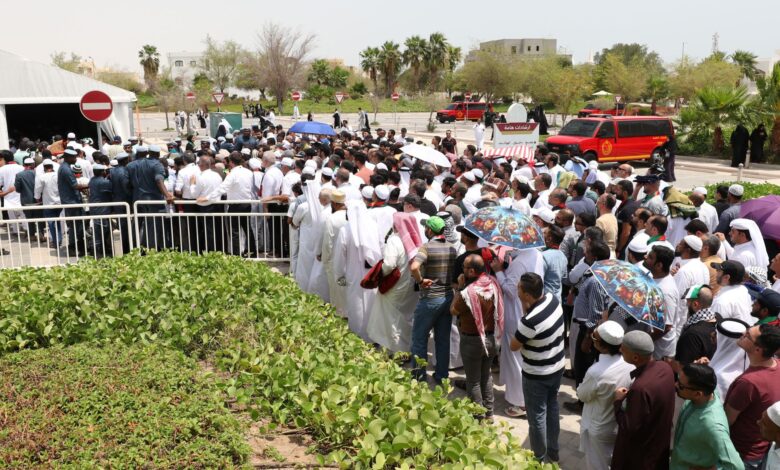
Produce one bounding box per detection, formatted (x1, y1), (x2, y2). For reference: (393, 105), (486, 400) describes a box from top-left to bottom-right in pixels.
(436, 102), (495, 123)
(545, 116), (674, 163)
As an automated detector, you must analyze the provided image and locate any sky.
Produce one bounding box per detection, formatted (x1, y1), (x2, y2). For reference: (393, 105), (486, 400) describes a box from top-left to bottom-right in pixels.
(4, 0), (779, 74)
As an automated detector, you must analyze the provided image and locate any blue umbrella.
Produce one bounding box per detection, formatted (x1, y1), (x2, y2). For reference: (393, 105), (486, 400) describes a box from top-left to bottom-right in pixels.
(463, 206), (544, 249)
(590, 259), (666, 331)
(288, 121), (336, 136)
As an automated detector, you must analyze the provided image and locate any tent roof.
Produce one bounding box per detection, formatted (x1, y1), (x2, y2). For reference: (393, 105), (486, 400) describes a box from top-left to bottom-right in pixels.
(0, 50), (137, 105)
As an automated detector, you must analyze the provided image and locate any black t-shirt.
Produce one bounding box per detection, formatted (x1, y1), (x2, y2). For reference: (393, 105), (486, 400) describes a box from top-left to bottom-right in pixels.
(616, 199), (640, 225)
(674, 321), (717, 365)
(420, 198), (437, 216)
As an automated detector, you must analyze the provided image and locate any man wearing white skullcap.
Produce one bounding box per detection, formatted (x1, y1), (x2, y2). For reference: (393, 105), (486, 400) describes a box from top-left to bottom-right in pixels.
(673, 235), (711, 343)
(626, 233), (651, 272)
(721, 218), (769, 269)
(576, 320), (634, 470)
(367, 184), (396, 242)
(690, 186), (719, 233)
(758, 401), (780, 468)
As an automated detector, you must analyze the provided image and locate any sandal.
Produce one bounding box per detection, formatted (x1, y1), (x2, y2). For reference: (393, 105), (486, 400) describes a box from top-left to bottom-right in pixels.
(505, 405), (526, 418)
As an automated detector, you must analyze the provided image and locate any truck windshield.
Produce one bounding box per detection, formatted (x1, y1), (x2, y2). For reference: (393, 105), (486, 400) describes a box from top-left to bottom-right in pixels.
(559, 120), (599, 137)
(445, 104), (458, 110)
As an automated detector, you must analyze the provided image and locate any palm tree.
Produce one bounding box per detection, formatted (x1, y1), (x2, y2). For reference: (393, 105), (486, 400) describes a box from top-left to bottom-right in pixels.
(756, 62), (780, 155)
(687, 86), (751, 153)
(424, 33), (449, 91)
(359, 47), (381, 93)
(138, 45), (160, 91)
(307, 59), (331, 86)
(644, 75), (669, 115)
(403, 36), (427, 93)
(446, 45), (462, 74)
(731, 50), (761, 85)
(378, 41), (402, 97)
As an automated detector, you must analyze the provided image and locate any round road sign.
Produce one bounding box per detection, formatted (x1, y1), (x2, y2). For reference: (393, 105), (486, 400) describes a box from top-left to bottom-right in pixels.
(464, 92), (472, 100)
(391, 92), (400, 102)
(291, 91), (301, 101)
(79, 90), (113, 122)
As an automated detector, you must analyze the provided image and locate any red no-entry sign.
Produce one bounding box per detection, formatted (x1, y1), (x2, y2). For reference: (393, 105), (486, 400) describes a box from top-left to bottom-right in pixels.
(391, 92), (400, 102)
(80, 90), (113, 122)
(291, 91), (301, 101)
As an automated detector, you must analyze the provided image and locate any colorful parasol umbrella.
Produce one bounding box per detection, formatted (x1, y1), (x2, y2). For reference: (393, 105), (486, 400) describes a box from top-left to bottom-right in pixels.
(463, 206), (544, 249)
(740, 195), (780, 239)
(590, 259), (666, 331)
(288, 121), (336, 136)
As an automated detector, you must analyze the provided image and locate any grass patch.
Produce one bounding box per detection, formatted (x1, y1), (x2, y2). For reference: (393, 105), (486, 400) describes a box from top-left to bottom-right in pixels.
(0, 342), (248, 468)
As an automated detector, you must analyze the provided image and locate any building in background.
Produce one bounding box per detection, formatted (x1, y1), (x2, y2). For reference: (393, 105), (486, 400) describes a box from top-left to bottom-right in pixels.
(466, 38), (572, 63)
(167, 52), (202, 85)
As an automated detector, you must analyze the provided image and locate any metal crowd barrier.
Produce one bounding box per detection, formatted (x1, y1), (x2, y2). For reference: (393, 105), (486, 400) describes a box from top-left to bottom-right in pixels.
(0, 202), (133, 268)
(0, 200), (292, 269)
(133, 200), (291, 262)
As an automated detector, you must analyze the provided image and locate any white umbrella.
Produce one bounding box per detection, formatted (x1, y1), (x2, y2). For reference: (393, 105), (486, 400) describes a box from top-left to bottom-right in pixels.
(592, 90), (613, 97)
(401, 143), (451, 168)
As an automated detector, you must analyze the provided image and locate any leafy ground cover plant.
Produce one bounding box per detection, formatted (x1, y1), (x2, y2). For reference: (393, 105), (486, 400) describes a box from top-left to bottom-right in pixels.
(0, 253), (545, 468)
(0, 342), (248, 468)
(703, 181), (780, 202)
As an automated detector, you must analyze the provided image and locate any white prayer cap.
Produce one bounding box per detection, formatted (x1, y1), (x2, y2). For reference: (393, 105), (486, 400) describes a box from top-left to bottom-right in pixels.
(281, 157), (294, 167)
(135, 145), (148, 152)
(304, 159), (317, 169)
(109, 160), (118, 167)
(23, 158), (34, 165)
(728, 184), (744, 197)
(768, 401), (780, 427)
(217, 136), (226, 142)
(376, 162), (388, 171)
(683, 234), (703, 252)
(322, 167), (334, 177)
(375, 184), (390, 201)
(361, 186), (375, 200)
(531, 207), (555, 225)
(67, 132), (76, 139)
(511, 174), (529, 185)
(692, 186), (707, 196)
(248, 158), (262, 170)
(129, 135), (139, 141)
(240, 148), (251, 156)
(93, 164), (107, 171)
(218, 149), (231, 158)
(628, 233), (650, 254)
(42, 159), (54, 166)
(588, 160), (599, 170)
(597, 320), (624, 346)
(149, 144), (161, 153)
(166, 158), (175, 167)
(462, 171), (476, 183)
(302, 166), (315, 176)
(69, 142), (83, 150)
(472, 168), (484, 180)
(115, 152), (129, 160)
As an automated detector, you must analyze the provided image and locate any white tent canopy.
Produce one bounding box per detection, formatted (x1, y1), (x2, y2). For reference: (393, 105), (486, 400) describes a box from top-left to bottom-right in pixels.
(0, 50), (137, 149)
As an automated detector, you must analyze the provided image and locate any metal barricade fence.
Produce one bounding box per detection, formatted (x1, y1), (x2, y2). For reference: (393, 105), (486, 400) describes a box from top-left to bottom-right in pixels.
(133, 200), (292, 262)
(0, 202), (133, 268)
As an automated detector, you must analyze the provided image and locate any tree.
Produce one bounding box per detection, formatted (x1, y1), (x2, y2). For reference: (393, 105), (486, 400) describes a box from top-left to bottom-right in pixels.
(95, 69), (143, 93)
(234, 51), (268, 97)
(138, 44), (160, 91)
(600, 53), (648, 104)
(548, 65), (593, 124)
(200, 36), (243, 93)
(153, 73), (181, 130)
(359, 47), (381, 93)
(731, 50), (761, 85)
(378, 41), (402, 97)
(644, 75), (670, 114)
(51, 51), (82, 73)
(669, 56), (742, 102)
(756, 62), (780, 155)
(307, 59), (331, 86)
(306, 84), (329, 103)
(256, 22), (314, 112)
(328, 66), (349, 89)
(423, 32), (450, 92)
(594, 43), (664, 73)
(458, 51), (514, 103)
(403, 35), (427, 93)
(682, 86), (753, 153)
(442, 45), (463, 98)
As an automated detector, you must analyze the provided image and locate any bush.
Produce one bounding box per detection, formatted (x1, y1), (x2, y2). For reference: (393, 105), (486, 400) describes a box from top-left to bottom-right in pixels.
(678, 130), (713, 156)
(0, 252), (541, 468)
(0, 343), (248, 467)
(704, 181), (780, 203)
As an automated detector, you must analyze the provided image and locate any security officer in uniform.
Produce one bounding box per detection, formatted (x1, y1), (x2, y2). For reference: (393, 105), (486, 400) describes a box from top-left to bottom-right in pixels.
(15, 157), (43, 241)
(126, 145), (174, 250)
(112, 152), (133, 254)
(88, 164), (114, 258)
(57, 148), (89, 256)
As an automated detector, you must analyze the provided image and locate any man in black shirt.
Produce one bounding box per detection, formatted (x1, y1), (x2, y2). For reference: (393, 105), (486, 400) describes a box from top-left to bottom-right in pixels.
(673, 285), (716, 372)
(613, 179), (639, 257)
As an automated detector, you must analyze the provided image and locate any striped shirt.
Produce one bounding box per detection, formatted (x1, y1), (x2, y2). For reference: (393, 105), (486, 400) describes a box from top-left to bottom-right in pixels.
(515, 293), (565, 379)
(414, 237), (458, 298)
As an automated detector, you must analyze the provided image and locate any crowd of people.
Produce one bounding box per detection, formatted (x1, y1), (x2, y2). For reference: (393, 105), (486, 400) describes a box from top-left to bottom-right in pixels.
(2, 118), (780, 469)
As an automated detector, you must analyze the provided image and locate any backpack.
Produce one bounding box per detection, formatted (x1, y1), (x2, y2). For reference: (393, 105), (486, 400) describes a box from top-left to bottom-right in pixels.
(664, 186), (698, 219)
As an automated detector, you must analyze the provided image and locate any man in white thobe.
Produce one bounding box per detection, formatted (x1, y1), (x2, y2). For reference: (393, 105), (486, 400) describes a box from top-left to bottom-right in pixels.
(577, 321), (635, 470)
(707, 260), (753, 398)
(333, 200), (382, 342)
(673, 235), (711, 341)
(367, 185), (397, 244)
(690, 187), (718, 233)
(320, 190), (348, 317)
(473, 121), (485, 151)
(490, 246), (544, 416)
(721, 218), (769, 270)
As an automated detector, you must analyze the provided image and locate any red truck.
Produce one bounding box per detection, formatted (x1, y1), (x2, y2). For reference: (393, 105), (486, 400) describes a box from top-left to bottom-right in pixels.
(436, 102), (495, 123)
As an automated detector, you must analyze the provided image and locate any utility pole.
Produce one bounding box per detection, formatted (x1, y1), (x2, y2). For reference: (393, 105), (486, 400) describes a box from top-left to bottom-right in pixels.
(712, 33), (720, 54)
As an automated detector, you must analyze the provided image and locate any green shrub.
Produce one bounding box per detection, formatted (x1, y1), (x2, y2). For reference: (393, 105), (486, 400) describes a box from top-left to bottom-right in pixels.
(704, 181), (780, 203)
(0, 253), (542, 468)
(0, 342), (248, 467)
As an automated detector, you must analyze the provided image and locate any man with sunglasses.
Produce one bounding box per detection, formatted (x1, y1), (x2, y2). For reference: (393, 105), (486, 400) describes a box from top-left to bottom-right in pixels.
(670, 363), (743, 470)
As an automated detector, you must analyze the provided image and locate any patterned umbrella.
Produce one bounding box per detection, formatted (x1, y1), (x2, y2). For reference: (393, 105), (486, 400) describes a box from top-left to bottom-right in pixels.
(463, 206), (544, 249)
(590, 259), (666, 331)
